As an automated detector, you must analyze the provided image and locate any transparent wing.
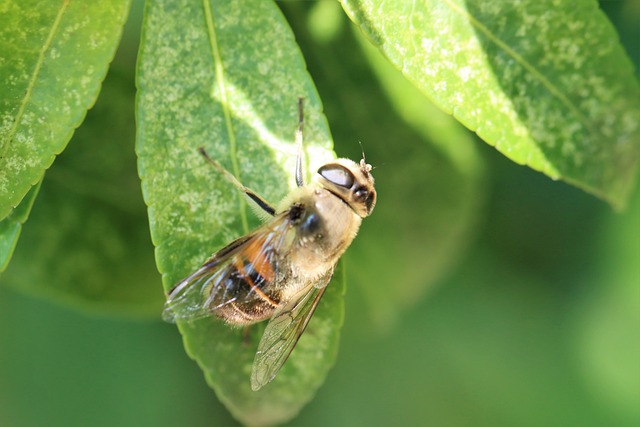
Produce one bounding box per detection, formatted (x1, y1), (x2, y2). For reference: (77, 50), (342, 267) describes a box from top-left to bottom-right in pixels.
(250, 270), (334, 391)
(162, 215), (292, 323)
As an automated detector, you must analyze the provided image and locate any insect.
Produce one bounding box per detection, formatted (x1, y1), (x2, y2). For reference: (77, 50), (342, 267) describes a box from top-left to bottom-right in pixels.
(163, 99), (376, 391)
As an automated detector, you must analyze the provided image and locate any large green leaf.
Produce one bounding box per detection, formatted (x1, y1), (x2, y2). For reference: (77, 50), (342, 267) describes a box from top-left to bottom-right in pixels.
(340, 0), (640, 209)
(1, 70), (163, 317)
(0, 0), (131, 218)
(136, 0), (342, 424)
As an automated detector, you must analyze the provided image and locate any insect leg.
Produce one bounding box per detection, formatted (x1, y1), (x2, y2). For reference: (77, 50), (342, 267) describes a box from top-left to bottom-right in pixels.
(295, 97), (305, 188)
(198, 147), (276, 216)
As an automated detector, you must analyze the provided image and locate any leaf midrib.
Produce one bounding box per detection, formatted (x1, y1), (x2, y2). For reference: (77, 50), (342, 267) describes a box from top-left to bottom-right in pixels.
(202, 0), (249, 233)
(0, 0), (70, 160)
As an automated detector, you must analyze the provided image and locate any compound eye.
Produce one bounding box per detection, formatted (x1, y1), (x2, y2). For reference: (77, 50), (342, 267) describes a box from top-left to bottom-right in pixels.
(318, 164), (355, 189)
(354, 186), (376, 214)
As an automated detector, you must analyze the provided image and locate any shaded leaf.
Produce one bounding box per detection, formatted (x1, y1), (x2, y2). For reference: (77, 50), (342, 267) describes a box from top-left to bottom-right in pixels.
(0, 0), (131, 218)
(1, 70), (163, 317)
(136, 0), (342, 424)
(340, 0), (640, 208)
(0, 181), (40, 272)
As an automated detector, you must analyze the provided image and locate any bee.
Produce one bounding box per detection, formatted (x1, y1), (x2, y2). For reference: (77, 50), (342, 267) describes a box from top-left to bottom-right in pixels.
(163, 99), (376, 391)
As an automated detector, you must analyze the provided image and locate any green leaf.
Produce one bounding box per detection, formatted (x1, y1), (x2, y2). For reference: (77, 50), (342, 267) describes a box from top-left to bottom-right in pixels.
(0, 181), (40, 272)
(0, 0), (132, 218)
(137, 0), (341, 424)
(340, 0), (640, 209)
(1, 70), (163, 317)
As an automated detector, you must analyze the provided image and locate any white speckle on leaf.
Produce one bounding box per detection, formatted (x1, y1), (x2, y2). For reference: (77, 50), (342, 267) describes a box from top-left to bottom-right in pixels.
(458, 66), (472, 82)
(421, 37), (434, 53)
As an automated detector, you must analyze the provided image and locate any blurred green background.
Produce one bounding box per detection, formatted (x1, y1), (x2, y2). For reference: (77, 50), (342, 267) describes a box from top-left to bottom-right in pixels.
(1, 1), (638, 426)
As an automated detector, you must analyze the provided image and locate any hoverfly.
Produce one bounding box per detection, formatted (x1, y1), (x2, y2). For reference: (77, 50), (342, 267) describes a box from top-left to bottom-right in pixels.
(163, 99), (376, 391)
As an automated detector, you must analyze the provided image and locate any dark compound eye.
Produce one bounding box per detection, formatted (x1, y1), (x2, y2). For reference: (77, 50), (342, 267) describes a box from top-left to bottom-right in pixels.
(318, 164), (355, 189)
(354, 186), (375, 213)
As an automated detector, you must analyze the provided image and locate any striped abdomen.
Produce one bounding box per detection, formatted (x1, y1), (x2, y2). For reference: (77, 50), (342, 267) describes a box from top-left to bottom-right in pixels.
(210, 233), (284, 324)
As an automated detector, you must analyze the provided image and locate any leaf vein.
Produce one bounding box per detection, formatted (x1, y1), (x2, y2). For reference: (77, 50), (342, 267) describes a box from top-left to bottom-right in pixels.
(0, 0), (70, 160)
(202, 0), (249, 233)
